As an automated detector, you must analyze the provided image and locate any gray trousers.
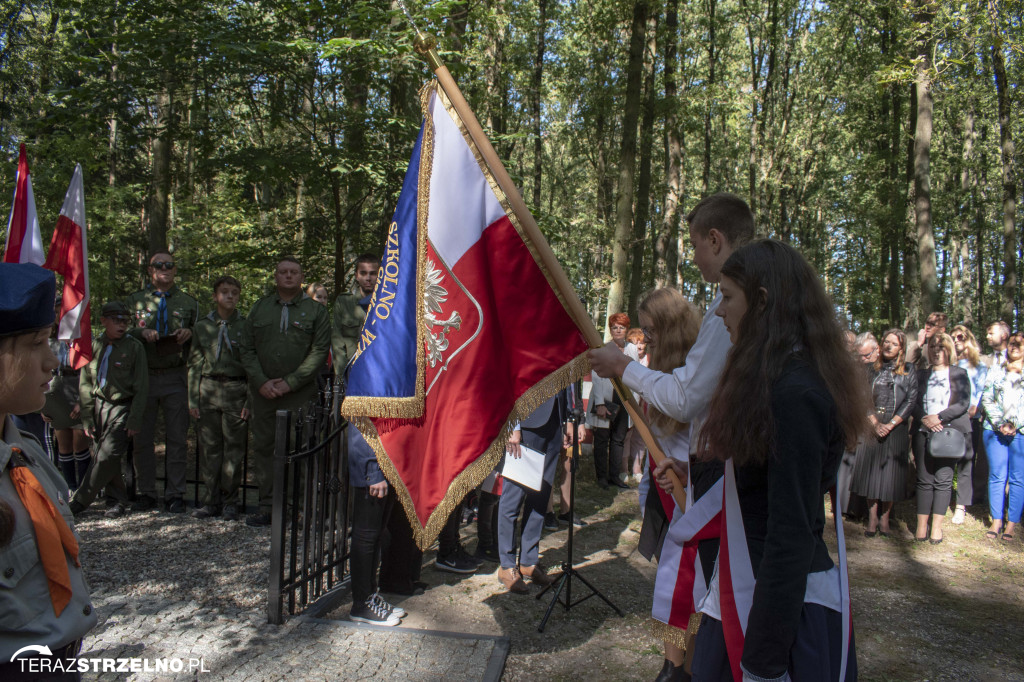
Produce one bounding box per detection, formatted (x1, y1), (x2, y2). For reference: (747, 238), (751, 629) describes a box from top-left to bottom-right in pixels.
(134, 369), (189, 499)
(71, 400), (129, 508)
(498, 423), (561, 569)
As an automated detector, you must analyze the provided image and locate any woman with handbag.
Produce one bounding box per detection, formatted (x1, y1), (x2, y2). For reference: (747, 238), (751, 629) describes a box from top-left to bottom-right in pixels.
(912, 332), (971, 544)
(952, 324), (988, 524)
(850, 329), (918, 537)
(980, 332), (1024, 542)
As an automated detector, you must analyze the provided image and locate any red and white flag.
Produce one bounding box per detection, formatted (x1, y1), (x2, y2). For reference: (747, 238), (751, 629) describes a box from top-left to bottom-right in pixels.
(44, 164), (92, 369)
(341, 81), (590, 548)
(3, 144), (45, 265)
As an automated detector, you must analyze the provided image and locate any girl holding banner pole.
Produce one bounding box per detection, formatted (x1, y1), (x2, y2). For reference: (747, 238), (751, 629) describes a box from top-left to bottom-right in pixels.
(675, 240), (869, 682)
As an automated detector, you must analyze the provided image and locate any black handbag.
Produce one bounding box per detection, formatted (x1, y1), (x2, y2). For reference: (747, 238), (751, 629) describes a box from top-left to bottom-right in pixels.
(927, 427), (966, 459)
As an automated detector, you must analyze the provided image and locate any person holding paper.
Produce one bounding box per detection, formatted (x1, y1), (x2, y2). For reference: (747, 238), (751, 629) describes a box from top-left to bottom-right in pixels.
(497, 389), (572, 594)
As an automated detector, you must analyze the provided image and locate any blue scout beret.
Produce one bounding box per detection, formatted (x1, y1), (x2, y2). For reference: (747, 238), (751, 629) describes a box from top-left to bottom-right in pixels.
(0, 263), (56, 337)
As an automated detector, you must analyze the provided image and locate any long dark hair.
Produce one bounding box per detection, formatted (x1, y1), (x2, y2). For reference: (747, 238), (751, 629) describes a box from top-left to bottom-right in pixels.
(698, 240), (870, 467)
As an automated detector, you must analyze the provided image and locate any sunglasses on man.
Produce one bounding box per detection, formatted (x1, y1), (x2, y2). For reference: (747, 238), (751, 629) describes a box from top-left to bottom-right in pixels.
(150, 261), (175, 270)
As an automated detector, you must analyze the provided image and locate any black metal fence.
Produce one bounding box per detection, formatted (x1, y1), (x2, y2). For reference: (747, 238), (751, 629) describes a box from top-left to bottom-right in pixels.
(267, 382), (351, 624)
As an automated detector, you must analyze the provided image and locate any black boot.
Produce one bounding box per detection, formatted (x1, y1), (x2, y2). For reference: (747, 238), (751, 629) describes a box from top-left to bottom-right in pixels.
(654, 659), (690, 682)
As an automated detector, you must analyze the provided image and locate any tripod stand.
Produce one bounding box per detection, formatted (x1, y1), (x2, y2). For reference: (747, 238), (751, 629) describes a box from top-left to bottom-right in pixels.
(536, 412), (623, 632)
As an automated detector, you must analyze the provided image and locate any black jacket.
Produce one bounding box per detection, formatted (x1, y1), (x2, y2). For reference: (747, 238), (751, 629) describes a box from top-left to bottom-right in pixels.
(736, 355), (845, 678)
(912, 365), (971, 434)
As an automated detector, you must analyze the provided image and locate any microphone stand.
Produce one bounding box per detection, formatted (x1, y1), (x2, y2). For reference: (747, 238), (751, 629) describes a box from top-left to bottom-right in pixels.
(536, 411), (623, 632)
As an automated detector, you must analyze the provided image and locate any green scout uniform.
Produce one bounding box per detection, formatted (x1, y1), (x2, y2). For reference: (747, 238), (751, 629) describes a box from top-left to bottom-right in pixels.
(1, 416), (97, 662)
(188, 309), (250, 509)
(70, 333), (149, 509)
(240, 292), (330, 512)
(125, 284), (198, 501)
(42, 339), (84, 430)
(332, 287), (366, 372)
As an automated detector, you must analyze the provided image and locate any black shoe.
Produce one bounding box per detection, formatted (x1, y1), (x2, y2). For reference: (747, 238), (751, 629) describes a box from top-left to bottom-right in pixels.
(544, 512), (559, 531)
(474, 544), (500, 563)
(131, 495), (156, 512)
(609, 478), (629, 489)
(246, 512), (272, 527)
(435, 549), (479, 574)
(69, 500), (86, 517)
(166, 498), (186, 514)
(222, 504), (239, 521)
(557, 512), (587, 527)
(654, 658), (691, 682)
(191, 505), (219, 519)
(104, 502), (126, 519)
(350, 596), (400, 626)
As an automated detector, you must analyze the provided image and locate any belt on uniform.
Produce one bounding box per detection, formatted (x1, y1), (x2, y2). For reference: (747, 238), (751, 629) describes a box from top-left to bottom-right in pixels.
(202, 375), (247, 382)
(97, 396), (132, 406)
(58, 368), (80, 377)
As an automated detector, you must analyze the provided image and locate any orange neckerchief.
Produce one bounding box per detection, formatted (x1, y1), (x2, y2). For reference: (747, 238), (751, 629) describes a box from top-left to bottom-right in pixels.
(7, 447), (81, 616)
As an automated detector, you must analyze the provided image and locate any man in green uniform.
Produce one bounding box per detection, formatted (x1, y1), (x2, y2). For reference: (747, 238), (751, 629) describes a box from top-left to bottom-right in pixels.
(69, 301), (149, 518)
(125, 251), (199, 513)
(332, 253), (378, 372)
(240, 256), (330, 526)
(188, 275), (249, 521)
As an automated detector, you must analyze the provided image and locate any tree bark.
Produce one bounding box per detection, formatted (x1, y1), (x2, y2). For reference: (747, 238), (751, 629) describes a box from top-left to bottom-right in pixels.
(147, 71), (175, 254)
(606, 0), (648, 327)
(702, 0), (717, 194)
(657, 0), (682, 289)
(912, 0), (938, 319)
(989, 0), (1017, 323)
(531, 0), (547, 208)
(630, 10), (659, 313)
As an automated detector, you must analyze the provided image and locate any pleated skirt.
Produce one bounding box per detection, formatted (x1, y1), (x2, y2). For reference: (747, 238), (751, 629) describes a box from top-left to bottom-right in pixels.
(850, 423), (911, 502)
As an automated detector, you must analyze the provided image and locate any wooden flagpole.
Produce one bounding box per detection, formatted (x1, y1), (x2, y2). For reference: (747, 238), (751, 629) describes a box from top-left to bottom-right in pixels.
(413, 33), (686, 511)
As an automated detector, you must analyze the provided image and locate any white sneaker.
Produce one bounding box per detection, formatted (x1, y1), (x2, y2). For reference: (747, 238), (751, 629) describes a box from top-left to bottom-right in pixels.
(951, 507), (966, 525)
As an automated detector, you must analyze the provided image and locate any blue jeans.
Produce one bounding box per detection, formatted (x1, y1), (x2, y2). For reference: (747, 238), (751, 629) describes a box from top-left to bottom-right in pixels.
(984, 429), (1024, 524)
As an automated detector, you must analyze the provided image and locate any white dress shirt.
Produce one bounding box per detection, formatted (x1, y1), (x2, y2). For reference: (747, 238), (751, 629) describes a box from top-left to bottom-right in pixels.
(620, 292), (732, 456)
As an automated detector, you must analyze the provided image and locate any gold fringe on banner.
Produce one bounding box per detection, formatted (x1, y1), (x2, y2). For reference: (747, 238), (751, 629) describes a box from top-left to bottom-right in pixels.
(649, 618), (689, 651)
(357, 352), (590, 551)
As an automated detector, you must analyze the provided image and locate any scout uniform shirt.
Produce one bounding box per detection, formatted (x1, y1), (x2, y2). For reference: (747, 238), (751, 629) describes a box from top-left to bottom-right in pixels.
(0, 416), (97, 660)
(240, 292), (330, 395)
(79, 333), (149, 433)
(332, 286), (366, 372)
(126, 284), (200, 370)
(188, 309), (250, 410)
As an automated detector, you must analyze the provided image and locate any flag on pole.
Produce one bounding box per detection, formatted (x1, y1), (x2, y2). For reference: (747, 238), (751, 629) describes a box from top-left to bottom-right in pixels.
(341, 81), (590, 548)
(44, 164), (92, 370)
(3, 144), (45, 265)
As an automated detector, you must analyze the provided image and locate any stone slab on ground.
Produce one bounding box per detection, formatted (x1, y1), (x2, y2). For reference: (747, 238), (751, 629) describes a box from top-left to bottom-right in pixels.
(80, 591), (508, 681)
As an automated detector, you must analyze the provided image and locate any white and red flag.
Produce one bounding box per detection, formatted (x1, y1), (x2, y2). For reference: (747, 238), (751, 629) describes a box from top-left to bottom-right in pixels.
(3, 143), (45, 265)
(44, 164), (92, 369)
(341, 80), (590, 548)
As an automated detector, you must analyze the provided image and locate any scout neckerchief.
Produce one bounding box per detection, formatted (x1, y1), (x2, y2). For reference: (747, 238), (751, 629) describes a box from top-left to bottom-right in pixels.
(7, 447), (81, 616)
(97, 342), (114, 388)
(207, 311), (232, 360)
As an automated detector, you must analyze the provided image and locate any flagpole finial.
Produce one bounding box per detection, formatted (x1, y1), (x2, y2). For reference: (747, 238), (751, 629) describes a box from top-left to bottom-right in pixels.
(413, 32), (444, 72)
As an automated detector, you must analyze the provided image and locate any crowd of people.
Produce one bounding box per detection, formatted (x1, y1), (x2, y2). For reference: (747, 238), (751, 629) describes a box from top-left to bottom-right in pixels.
(2, 189), (1022, 679)
(839, 314), (1023, 545)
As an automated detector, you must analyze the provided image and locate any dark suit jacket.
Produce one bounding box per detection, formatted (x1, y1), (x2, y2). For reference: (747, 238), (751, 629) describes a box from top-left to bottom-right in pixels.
(519, 389), (569, 458)
(913, 365), (971, 434)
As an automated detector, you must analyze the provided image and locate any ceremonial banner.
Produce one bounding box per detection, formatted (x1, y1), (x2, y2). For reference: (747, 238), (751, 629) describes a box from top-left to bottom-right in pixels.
(3, 144), (45, 265)
(44, 165), (93, 369)
(341, 81), (590, 548)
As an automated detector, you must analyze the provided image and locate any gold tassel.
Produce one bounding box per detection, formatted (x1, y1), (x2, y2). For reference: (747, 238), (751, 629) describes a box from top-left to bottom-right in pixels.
(648, 618), (689, 651)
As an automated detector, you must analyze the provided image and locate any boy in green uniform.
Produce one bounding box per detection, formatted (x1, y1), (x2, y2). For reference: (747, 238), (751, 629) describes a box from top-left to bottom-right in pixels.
(239, 257), (330, 526)
(125, 252), (199, 513)
(332, 253), (378, 372)
(69, 301), (149, 518)
(188, 276), (250, 520)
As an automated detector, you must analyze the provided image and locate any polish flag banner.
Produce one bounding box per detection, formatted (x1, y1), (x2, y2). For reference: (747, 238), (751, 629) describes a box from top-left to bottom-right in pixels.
(3, 144), (45, 265)
(44, 165), (92, 369)
(341, 81), (589, 549)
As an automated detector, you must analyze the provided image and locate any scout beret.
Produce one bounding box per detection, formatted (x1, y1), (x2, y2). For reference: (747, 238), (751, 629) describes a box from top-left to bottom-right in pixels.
(100, 300), (130, 318)
(0, 263), (56, 336)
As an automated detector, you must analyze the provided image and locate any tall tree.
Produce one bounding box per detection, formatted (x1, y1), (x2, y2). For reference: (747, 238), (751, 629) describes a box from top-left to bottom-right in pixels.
(912, 0), (938, 318)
